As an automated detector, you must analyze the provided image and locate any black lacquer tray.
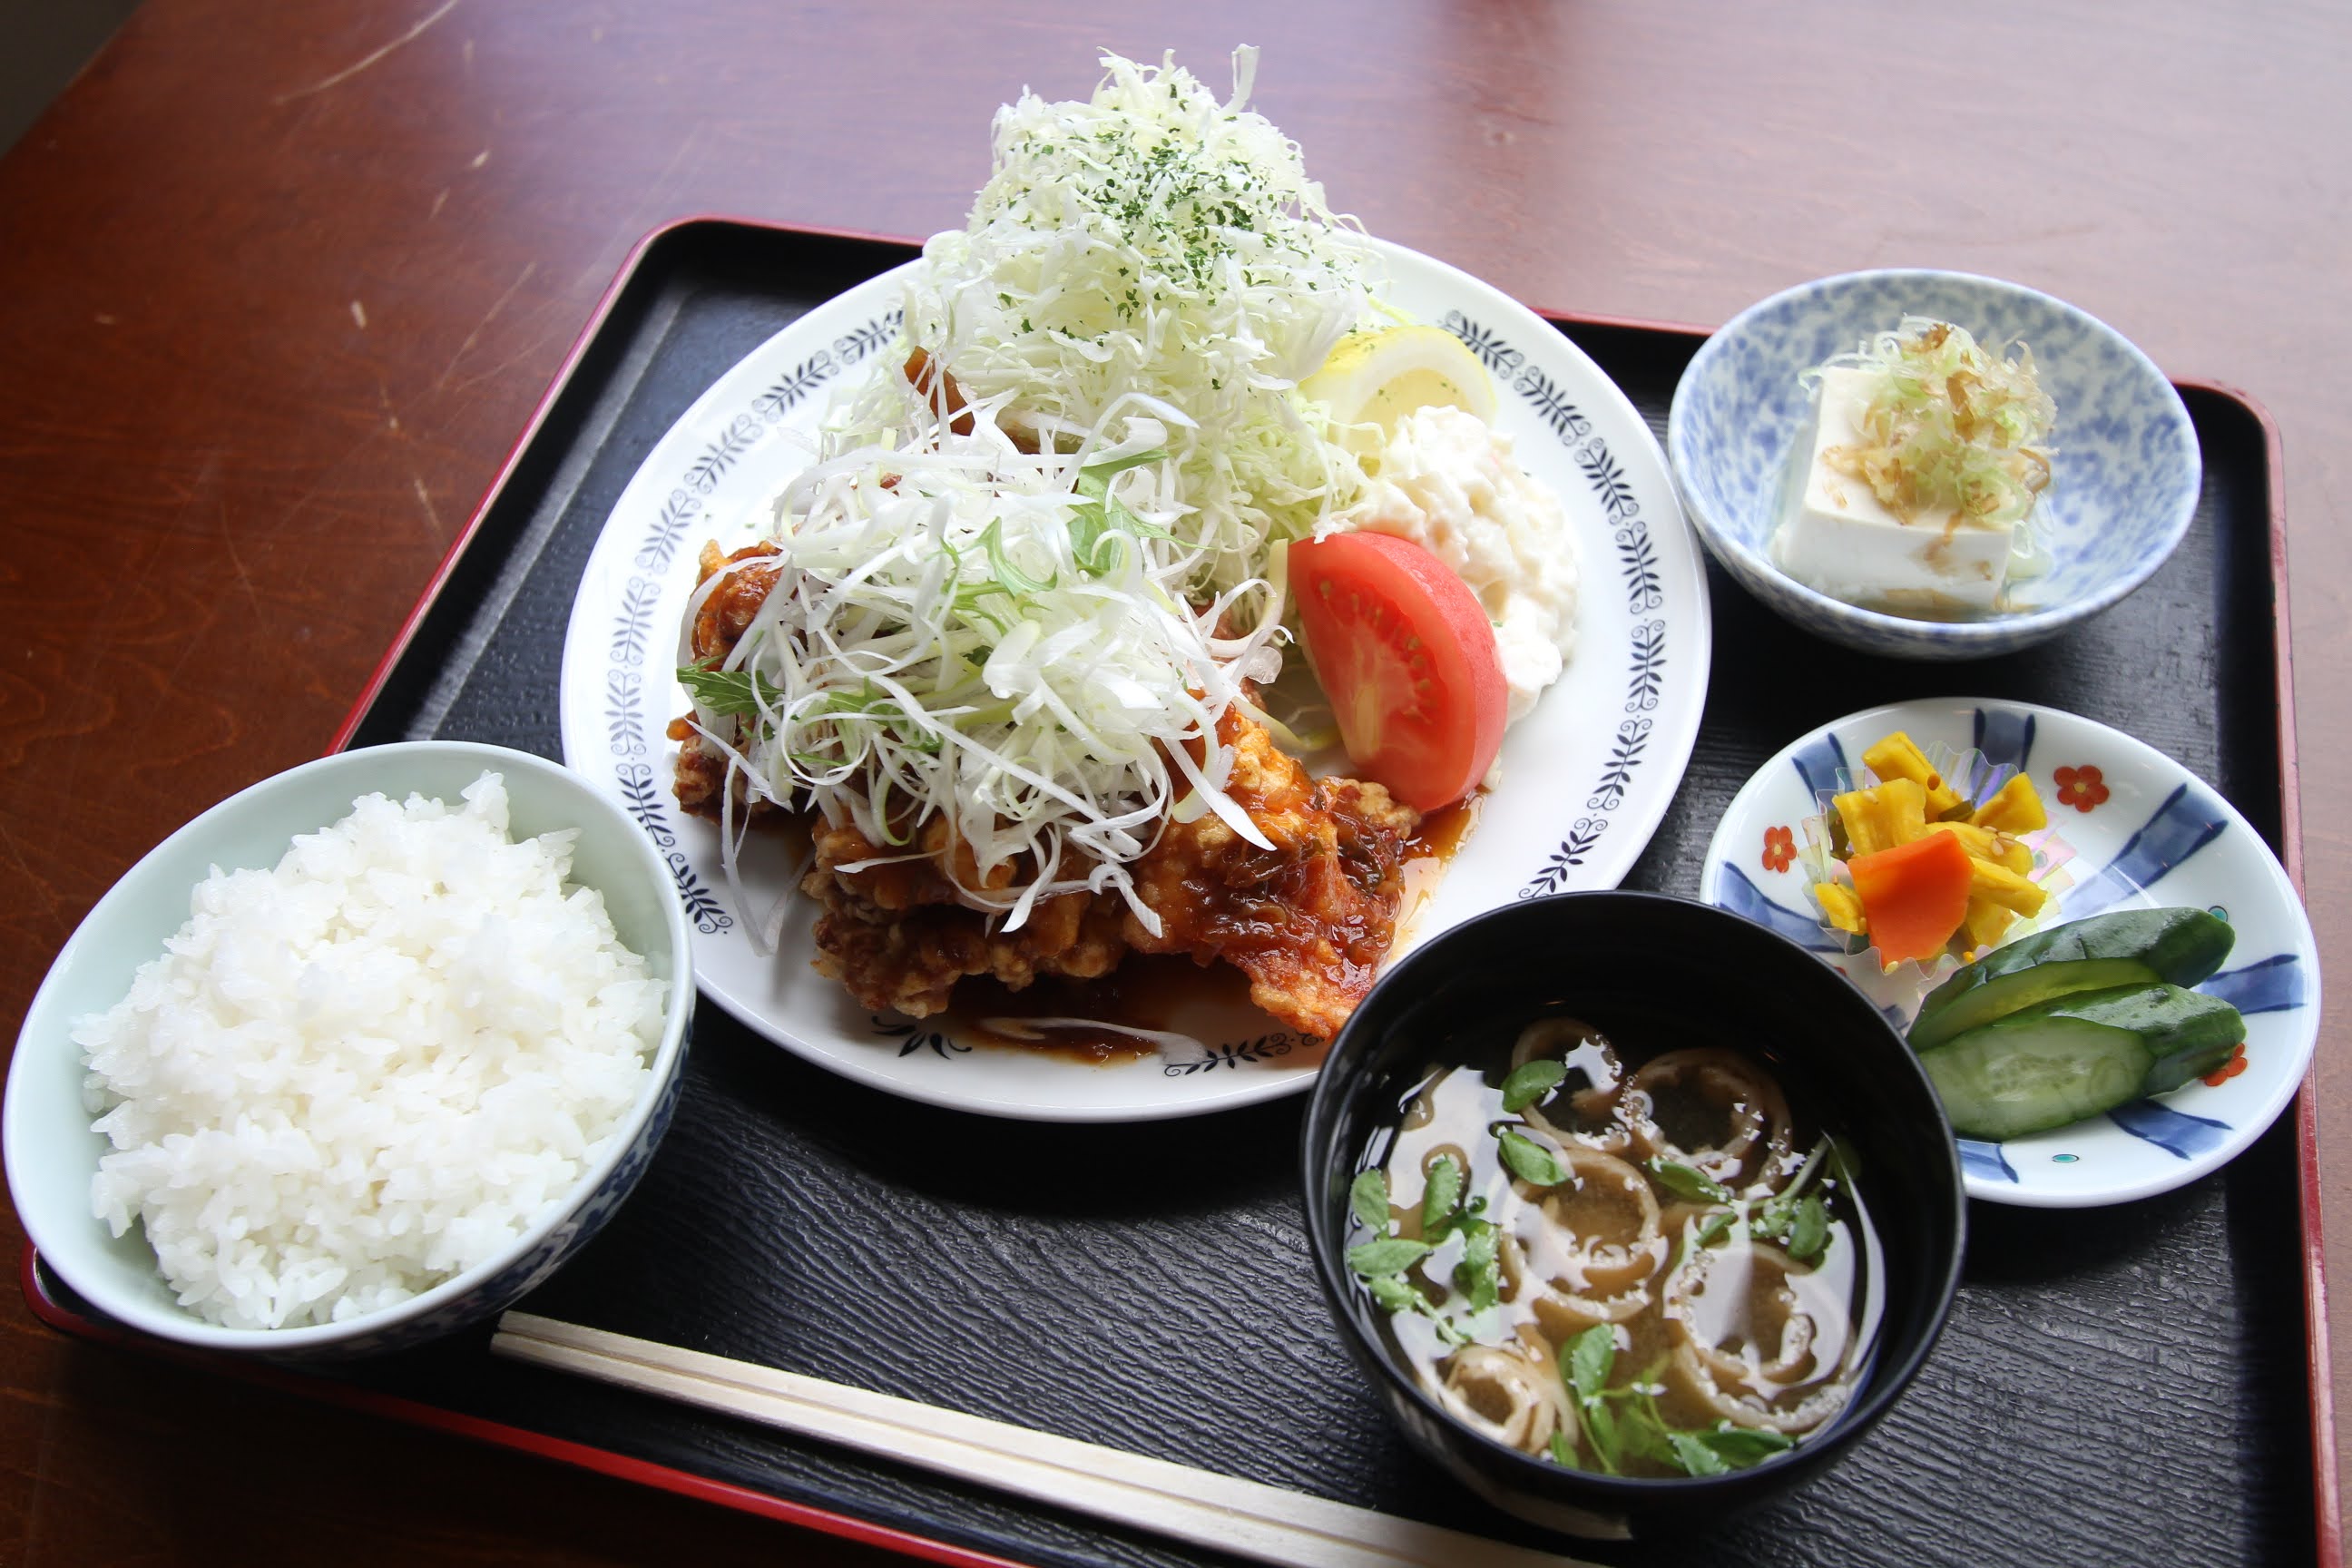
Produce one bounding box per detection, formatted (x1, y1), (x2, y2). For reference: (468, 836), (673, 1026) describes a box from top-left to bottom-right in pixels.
(27, 220), (2329, 1568)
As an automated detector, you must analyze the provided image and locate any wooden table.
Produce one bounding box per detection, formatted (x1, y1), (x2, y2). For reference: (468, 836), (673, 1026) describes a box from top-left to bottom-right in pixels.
(3, 1), (2344, 1561)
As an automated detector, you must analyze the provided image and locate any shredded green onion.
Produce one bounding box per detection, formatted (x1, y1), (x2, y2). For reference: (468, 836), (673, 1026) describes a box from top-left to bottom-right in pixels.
(1808, 316), (2056, 530)
(678, 432), (1281, 938)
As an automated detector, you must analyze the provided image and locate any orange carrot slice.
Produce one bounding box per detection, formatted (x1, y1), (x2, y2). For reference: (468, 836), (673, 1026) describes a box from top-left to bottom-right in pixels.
(1848, 830), (1975, 966)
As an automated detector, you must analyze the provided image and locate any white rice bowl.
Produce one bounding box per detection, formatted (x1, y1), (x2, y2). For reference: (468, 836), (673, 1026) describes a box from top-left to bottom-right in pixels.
(73, 772), (666, 1331)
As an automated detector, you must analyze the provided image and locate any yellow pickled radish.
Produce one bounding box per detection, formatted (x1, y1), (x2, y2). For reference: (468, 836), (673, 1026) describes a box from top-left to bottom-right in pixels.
(1923, 819), (2034, 875)
(1960, 894), (2019, 952)
(1816, 882), (1867, 935)
(1972, 773), (2050, 835)
(1967, 856), (2049, 918)
(1834, 776), (1926, 858)
(1860, 731), (1965, 818)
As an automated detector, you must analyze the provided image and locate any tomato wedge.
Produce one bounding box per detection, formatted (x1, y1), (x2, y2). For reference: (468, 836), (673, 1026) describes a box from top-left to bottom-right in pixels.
(1289, 531), (1507, 810)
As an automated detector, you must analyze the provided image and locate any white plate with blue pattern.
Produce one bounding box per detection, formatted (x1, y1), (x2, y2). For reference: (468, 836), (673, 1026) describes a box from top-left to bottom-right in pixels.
(1700, 698), (2319, 1206)
(557, 238), (1711, 1122)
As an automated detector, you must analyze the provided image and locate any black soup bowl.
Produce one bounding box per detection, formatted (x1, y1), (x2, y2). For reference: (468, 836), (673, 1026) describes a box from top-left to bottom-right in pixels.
(1301, 891), (1965, 1541)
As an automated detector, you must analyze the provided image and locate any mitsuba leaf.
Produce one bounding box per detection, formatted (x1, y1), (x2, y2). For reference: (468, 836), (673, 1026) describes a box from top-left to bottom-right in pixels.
(1565, 1325), (1615, 1405)
(678, 662), (787, 717)
(1075, 446), (1167, 494)
(1787, 1195), (1830, 1262)
(1696, 1426), (1796, 1467)
(1348, 1170), (1390, 1231)
(1581, 1395), (1622, 1475)
(1365, 1275), (1420, 1313)
(1496, 1128), (1569, 1187)
(1456, 1220), (1500, 1313)
(1561, 1325), (1624, 1474)
(1421, 1155), (1463, 1236)
(1346, 1237), (1431, 1276)
(1619, 1381), (1683, 1467)
(1646, 1158), (1731, 1205)
(1070, 448), (1172, 573)
(979, 518), (1053, 594)
(1667, 1432), (1731, 1477)
(1500, 1059), (1566, 1112)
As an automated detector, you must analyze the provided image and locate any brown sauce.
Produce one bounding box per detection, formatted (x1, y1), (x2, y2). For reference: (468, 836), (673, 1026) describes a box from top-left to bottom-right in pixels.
(944, 789), (1485, 1063)
(1395, 793), (1479, 942)
(949, 953), (1262, 1064)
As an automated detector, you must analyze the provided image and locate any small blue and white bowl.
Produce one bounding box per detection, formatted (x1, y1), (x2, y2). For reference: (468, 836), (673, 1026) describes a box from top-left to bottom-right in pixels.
(1667, 270), (2200, 660)
(3, 741), (695, 1358)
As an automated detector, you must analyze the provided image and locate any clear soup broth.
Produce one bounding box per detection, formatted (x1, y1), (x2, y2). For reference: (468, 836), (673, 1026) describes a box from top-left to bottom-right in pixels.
(1348, 1013), (1884, 1479)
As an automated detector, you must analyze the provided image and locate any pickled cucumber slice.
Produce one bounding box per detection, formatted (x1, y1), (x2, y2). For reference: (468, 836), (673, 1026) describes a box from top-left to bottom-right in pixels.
(1917, 982), (2245, 1140)
(1908, 907), (2236, 1051)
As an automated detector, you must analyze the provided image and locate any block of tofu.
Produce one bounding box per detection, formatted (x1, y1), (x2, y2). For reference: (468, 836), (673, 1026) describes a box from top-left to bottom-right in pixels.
(1769, 367), (2014, 614)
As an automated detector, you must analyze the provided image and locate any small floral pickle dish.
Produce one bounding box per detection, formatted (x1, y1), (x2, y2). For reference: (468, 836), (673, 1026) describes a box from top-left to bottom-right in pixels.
(1700, 698), (2320, 1207)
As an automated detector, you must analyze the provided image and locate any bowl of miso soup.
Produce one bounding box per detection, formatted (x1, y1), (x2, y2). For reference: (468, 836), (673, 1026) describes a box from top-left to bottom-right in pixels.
(1302, 891), (1965, 1540)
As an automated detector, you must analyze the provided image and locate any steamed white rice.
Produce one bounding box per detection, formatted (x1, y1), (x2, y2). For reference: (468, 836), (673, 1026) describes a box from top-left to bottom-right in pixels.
(74, 772), (666, 1330)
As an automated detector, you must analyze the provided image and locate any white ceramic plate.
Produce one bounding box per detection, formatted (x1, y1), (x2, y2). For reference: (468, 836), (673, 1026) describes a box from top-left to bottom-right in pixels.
(1700, 698), (2320, 1206)
(559, 237), (1710, 1121)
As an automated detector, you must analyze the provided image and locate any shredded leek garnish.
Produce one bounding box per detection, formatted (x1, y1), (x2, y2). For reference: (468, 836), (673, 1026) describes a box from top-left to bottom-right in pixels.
(679, 425), (1282, 938)
(1810, 317), (2056, 531)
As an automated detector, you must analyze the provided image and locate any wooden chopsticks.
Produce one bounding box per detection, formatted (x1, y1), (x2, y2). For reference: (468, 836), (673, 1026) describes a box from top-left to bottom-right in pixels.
(491, 1313), (1603, 1568)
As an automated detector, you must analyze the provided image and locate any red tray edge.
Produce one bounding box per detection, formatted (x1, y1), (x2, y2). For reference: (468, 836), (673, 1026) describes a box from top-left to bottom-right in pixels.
(15, 1251), (1034, 1568)
(2189, 373), (2341, 1568)
(42, 214), (2338, 1568)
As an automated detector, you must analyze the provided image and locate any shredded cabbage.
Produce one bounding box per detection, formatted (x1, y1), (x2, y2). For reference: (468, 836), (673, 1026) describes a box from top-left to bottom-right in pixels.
(899, 47), (1373, 612)
(678, 414), (1282, 936)
(1809, 317), (2056, 531)
(679, 49), (1394, 940)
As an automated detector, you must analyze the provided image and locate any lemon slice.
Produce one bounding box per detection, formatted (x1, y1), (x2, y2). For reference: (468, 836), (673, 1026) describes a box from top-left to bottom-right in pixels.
(1299, 326), (1497, 448)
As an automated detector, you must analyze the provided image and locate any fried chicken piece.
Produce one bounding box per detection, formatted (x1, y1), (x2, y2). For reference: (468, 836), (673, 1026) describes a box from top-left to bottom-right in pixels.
(803, 819), (1127, 1016)
(669, 525), (1422, 1034)
(689, 540), (784, 664)
(1122, 709), (1417, 1039)
(904, 348), (1039, 452)
(668, 713), (731, 820)
(798, 708), (1417, 1037)
(673, 541), (786, 822)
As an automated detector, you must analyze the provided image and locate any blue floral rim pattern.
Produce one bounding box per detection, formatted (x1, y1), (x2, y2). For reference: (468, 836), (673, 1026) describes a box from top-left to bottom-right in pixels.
(1439, 312), (1672, 902)
(601, 307), (907, 936)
